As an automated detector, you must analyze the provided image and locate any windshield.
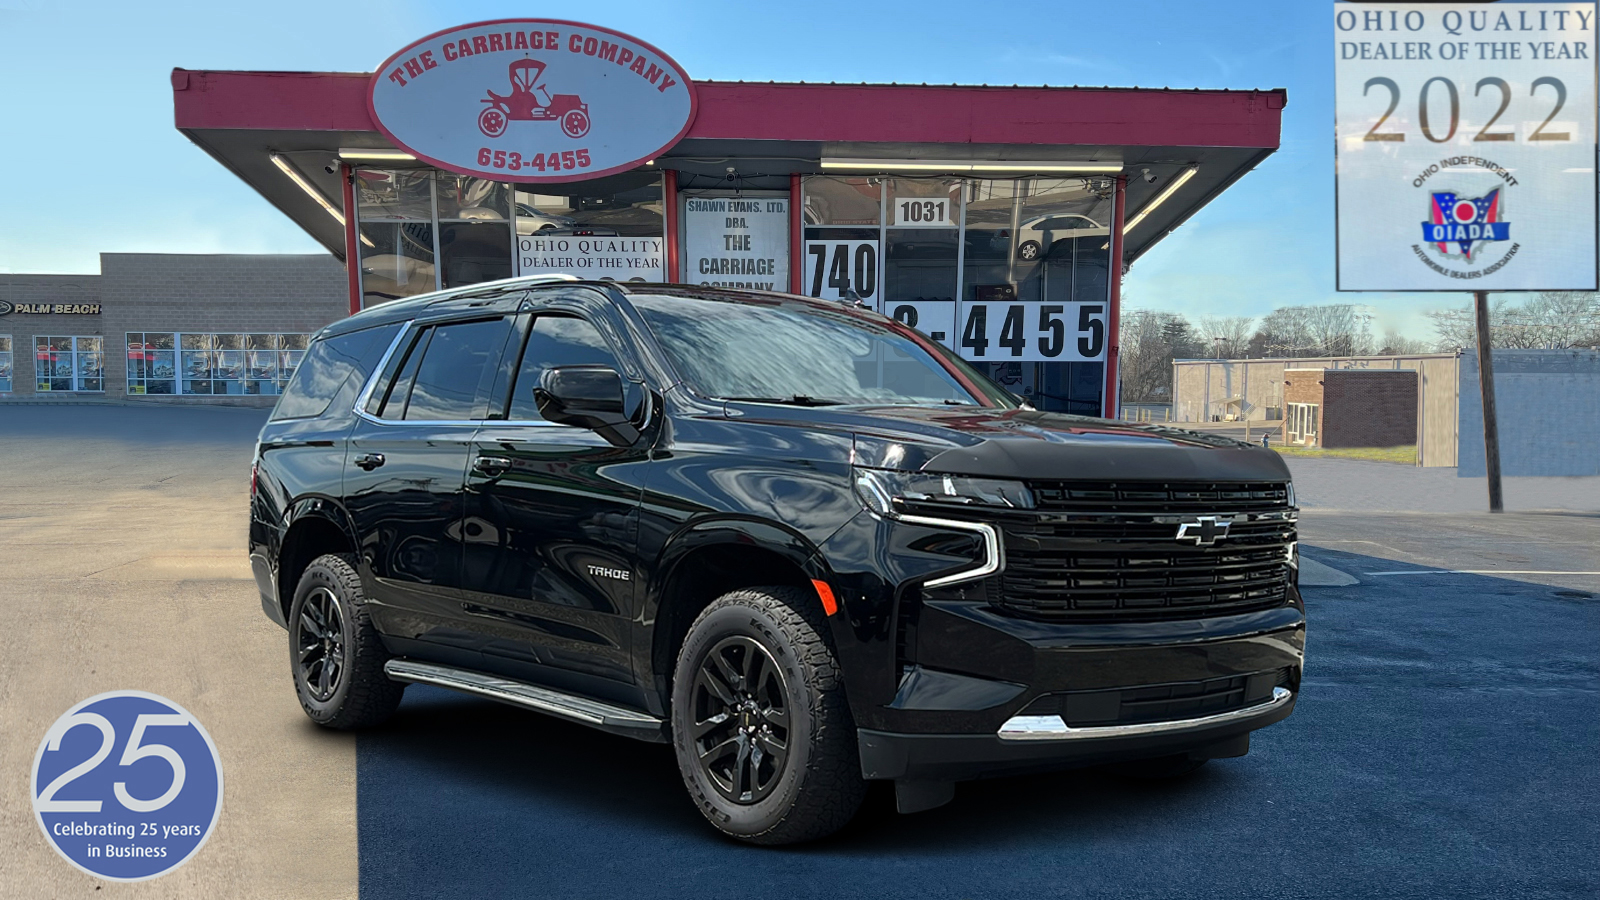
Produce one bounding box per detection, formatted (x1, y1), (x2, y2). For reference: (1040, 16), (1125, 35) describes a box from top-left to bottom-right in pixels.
(629, 292), (1017, 408)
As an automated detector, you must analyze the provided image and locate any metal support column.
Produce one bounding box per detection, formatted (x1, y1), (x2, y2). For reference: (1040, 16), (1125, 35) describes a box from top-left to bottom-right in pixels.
(664, 169), (680, 283)
(340, 164), (361, 315)
(1103, 175), (1127, 418)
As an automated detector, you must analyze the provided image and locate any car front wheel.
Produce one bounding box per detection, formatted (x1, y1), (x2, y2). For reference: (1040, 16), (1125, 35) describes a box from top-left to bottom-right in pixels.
(671, 586), (866, 845)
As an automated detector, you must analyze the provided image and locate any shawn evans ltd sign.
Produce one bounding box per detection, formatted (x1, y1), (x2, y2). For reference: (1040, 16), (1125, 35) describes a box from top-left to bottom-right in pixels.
(368, 20), (697, 183)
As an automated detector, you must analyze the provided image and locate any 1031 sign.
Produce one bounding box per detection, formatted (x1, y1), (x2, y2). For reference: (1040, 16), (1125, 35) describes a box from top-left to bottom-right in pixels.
(958, 301), (1106, 362)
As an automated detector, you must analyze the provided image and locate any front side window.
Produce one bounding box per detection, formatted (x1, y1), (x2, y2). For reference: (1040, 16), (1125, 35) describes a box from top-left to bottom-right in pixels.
(35, 336), (102, 392)
(506, 316), (622, 421)
(630, 293), (1014, 408)
(375, 318), (511, 421)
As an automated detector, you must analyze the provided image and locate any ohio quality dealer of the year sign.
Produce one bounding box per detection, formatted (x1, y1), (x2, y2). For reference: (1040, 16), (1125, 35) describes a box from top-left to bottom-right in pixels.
(368, 19), (697, 182)
(1334, 2), (1598, 291)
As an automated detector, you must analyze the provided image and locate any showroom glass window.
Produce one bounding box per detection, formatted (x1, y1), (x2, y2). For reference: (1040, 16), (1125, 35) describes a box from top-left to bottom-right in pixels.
(0, 335), (11, 392)
(514, 173), (665, 281)
(126, 332), (176, 395)
(134, 333), (308, 396)
(437, 174), (513, 289)
(355, 169), (438, 307)
(802, 176), (881, 304)
(960, 177), (1111, 415)
(35, 336), (102, 392)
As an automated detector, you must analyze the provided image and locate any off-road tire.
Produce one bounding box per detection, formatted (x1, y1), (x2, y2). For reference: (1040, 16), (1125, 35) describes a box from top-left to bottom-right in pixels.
(288, 552), (405, 729)
(671, 586), (866, 845)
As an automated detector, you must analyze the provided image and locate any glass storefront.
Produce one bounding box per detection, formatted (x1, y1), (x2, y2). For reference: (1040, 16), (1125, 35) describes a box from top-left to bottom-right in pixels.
(802, 175), (1113, 414)
(349, 168), (1110, 415)
(356, 169), (665, 305)
(0, 335), (11, 392)
(128, 332), (308, 396)
(35, 336), (102, 392)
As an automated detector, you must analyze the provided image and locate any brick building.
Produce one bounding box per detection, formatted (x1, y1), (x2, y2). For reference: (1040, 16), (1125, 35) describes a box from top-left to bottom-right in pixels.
(0, 253), (346, 405)
(1281, 367), (1418, 449)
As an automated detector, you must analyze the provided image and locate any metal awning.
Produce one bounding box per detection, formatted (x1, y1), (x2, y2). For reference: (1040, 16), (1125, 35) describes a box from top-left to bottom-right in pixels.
(172, 70), (1285, 263)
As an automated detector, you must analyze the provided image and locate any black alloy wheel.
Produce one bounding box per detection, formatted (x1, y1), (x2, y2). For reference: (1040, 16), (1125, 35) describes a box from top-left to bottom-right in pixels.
(295, 586), (346, 702)
(288, 553), (405, 729)
(690, 635), (791, 804)
(671, 586), (866, 845)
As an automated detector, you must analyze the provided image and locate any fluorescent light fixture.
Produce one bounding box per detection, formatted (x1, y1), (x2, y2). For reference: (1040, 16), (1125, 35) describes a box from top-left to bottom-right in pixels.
(338, 147), (417, 161)
(271, 154), (374, 248)
(1124, 166), (1197, 233)
(821, 158), (1121, 174)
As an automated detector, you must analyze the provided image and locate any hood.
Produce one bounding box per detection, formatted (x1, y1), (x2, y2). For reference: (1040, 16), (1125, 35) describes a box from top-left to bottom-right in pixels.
(725, 403), (1290, 483)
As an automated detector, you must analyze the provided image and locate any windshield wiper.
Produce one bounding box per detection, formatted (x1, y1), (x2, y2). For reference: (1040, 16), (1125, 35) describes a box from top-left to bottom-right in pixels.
(722, 394), (845, 407)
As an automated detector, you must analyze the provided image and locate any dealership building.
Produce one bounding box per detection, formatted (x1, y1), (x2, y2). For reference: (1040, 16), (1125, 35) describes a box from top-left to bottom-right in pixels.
(1, 19), (1284, 412)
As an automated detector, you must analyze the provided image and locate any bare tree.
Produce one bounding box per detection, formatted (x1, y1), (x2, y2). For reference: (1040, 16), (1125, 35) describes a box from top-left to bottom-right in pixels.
(1426, 292), (1600, 350)
(1248, 304), (1376, 357)
(1120, 309), (1203, 402)
(1197, 316), (1256, 358)
(1377, 328), (1432, 355)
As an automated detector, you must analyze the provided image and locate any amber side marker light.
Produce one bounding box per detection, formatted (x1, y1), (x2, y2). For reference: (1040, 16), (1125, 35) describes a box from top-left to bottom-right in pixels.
(811, 580), (839, 616)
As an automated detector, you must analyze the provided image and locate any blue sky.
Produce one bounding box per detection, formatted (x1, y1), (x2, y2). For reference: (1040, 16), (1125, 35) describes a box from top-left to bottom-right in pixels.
(0, 0), (1458, 338)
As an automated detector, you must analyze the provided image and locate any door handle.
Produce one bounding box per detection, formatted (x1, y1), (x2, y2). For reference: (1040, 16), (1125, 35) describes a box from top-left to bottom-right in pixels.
(473, 455), (513, 475)
(354, 452), (385, 471)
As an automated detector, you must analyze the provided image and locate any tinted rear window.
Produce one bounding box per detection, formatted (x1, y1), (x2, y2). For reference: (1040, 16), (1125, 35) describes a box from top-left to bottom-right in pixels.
(270, 324), (399, 421)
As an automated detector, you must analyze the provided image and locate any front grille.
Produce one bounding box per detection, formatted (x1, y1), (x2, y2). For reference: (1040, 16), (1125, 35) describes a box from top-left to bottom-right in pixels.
(920, 480), (1295, 622)
(1029, 481), (1289, 515)
(1018, 668), (1292, 727)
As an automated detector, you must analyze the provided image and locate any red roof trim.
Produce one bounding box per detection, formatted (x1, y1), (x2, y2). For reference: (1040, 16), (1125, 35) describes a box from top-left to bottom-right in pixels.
(173, 69), (1283, 150)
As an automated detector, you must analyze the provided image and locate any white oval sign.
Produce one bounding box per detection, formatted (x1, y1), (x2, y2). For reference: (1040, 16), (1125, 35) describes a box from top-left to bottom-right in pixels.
(368, 19), (696, 183)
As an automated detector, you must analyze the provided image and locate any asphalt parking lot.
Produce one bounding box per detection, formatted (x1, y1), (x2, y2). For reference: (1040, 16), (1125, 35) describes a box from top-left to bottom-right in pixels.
(2, 405), (1596, 899)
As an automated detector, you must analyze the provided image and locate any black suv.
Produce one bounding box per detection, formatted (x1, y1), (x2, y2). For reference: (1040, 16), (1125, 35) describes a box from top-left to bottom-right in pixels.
(249, 276), (1302, 844)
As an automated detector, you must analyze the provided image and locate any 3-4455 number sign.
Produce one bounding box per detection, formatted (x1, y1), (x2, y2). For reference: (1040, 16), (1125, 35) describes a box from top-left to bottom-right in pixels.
(956, 301), (1106, 362)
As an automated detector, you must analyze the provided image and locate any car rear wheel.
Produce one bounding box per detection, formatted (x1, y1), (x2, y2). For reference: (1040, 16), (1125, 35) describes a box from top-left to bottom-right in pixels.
(288, 552), (405, 729)
(671, 586), (866, 845)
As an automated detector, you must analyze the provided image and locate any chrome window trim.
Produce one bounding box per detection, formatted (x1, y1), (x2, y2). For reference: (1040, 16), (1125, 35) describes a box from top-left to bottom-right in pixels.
(997, 686), (1293, 742)
(895, 512), (1003, 589)
(352, 320), (414, 418)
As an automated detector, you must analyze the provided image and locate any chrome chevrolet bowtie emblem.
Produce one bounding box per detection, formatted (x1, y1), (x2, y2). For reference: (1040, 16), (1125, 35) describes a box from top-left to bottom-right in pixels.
(1176, 515), (1230, 546)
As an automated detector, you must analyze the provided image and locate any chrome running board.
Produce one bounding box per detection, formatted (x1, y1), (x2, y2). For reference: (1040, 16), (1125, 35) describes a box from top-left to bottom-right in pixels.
(997, 687), (1293, 741)
(384, 659), (667, 743)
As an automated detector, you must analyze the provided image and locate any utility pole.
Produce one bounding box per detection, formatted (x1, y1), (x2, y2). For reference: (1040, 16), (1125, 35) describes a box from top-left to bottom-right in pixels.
(1473, 290), (1503, 513)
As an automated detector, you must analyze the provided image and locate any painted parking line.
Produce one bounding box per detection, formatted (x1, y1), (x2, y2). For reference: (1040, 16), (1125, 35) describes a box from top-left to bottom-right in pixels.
(1363, 570), (1600, 576)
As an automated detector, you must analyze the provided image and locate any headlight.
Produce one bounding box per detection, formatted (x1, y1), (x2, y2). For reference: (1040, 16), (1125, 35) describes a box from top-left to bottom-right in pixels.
(853, 468), (1034, 517)
(1286, 481), (1296, 508)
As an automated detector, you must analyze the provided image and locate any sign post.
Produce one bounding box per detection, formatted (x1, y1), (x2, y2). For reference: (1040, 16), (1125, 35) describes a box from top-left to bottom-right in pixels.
(1473, 289), (1504, 511)
(1334, 1), (1597, 510)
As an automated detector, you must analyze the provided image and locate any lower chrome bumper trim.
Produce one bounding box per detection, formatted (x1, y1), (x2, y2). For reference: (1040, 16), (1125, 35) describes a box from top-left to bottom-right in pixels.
(997, 687), (1293, 741)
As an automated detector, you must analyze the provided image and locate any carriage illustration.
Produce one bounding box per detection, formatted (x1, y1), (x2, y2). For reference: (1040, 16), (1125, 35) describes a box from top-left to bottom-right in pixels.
(477, 58), (591, 139)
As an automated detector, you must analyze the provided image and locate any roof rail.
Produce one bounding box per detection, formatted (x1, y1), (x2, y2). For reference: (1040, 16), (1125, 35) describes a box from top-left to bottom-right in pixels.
(419, 273), (585, 305)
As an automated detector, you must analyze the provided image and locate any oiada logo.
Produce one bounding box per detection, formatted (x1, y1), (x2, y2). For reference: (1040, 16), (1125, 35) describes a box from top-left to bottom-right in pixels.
(1420, 189), (1512, 263)
(368, 19), (697, 184)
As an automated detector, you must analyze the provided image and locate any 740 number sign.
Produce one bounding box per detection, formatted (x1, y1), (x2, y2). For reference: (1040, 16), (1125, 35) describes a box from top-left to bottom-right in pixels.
(958, 301), (1106, 362)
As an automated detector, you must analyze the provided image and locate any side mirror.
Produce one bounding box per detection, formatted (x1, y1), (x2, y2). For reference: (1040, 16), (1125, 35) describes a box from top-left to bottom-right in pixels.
(534, 365), (626, 430)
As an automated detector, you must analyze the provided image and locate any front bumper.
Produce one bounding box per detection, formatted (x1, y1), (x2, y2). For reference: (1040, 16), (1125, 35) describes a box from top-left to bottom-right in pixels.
(860, 684), (1295, 782)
